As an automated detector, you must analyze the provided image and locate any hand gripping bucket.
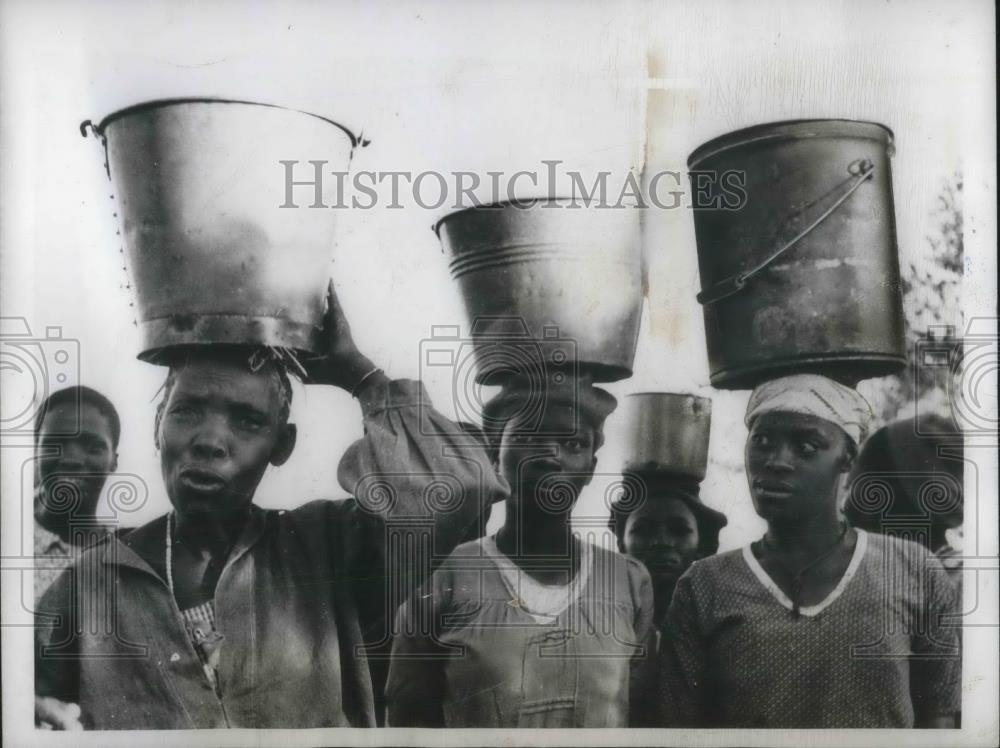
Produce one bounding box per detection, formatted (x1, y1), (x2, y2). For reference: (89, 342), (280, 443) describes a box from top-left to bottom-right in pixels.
(83, 99), (358, 361)
(434, 198), (644, 384)
(687, 119), (906, 389)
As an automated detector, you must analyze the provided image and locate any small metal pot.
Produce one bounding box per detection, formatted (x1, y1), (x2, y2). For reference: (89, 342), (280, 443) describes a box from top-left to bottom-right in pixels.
(435, 198), (643, 383)
(622, 392), (712, 481)
(83, 98), (358, 361)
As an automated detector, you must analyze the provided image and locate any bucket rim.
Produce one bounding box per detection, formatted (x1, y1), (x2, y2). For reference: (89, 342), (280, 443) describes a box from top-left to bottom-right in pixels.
(625, 391), (712, 403)
(432, 195), (639, 237)
(93, 97), (359, 147)
(687, 118), (895, 169)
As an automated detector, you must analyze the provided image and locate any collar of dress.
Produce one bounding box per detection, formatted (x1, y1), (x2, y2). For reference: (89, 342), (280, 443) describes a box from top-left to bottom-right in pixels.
(741, 528), (869, 618)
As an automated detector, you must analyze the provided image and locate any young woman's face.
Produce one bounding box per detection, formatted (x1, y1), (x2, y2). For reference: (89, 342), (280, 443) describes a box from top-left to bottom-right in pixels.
(157, 360), (293, 519)
(623, 496), (700, 587)
(497, 405), (597, 518)
(745, 411), (854, 523)
(35, 402), (118, 518)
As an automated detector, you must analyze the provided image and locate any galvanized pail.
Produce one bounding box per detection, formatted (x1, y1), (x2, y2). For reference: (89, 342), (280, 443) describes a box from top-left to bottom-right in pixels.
(622, 393), (712, 481)
(687, 119), (905, 389)
(435, 198), (643, 383)
(84, 99), (357, 361)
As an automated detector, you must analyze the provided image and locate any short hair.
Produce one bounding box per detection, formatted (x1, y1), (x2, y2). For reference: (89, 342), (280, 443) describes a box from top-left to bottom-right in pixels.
(155, 347), (294, 431)
(608, 477), (725, 559)
(34, 386), (121, 448)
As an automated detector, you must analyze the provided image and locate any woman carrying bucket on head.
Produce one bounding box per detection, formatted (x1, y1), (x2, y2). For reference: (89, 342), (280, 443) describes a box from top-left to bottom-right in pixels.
(35, 99), (509, 730)
(658, 374), (961, 728)
(385, 371), (657, 728)
(608, 393), (727, 649)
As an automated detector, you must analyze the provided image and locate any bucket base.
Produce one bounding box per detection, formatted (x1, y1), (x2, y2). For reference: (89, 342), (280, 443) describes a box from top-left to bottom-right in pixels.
(475, 360), (632, 386)
(710, 353), (906, 390)
(137, 315), (323, 363)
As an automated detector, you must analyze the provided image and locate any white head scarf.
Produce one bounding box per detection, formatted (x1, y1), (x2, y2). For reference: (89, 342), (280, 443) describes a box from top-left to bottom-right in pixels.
(745, 374), (875, 446)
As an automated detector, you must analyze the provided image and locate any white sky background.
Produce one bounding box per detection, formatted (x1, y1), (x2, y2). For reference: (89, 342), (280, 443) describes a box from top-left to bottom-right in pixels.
(1, 0), (995, 552)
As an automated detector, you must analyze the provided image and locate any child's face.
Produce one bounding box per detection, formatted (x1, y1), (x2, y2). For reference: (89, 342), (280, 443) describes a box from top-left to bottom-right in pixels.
(35, 402), (118, 519)
(623, 496), (700, 588)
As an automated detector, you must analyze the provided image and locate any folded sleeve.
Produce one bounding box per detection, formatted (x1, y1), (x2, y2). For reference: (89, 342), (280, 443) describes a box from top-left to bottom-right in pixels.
(338, 379), (508, 526)
(337, 378), (509, 627)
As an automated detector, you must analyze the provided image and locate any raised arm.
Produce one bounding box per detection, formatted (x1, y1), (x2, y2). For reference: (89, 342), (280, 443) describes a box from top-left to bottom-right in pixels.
(307, 282), (508, 648)
(309, 280), (507, 565)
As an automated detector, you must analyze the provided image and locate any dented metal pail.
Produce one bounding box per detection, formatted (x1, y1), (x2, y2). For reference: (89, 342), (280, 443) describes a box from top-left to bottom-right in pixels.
(688, 119), (905, 389)
(622, 392), (712, 481)
(85, 99), (357, 361)
(434, 198), (643, 383)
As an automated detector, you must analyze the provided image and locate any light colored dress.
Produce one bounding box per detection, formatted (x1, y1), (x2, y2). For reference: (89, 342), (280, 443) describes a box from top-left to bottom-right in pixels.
(386, 534), (655, 728)
(660, 529), (961, 728)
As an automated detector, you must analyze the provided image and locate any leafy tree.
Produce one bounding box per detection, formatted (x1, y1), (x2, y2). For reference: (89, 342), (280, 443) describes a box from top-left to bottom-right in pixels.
(860, 172), (963, 426)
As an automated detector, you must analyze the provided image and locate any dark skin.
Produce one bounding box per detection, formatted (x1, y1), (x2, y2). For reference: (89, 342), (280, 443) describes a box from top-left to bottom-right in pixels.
(746, 410), (953, 729)
(37, 283), (385, 728)
(34, 400), (119, 729)
(35, 402), (119, 543)
(621, 497), (699, 625)
(494, 405), (597, 585)
(152, 358), (297, 607)
(149, 282), (384, 609)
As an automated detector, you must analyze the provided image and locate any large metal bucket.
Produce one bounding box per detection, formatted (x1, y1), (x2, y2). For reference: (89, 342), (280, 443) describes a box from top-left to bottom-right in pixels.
(84, 99), (357, 361)
(622, 393), (712, 481)
(687, 119), (905, 389)
(434, 199), (643, 383)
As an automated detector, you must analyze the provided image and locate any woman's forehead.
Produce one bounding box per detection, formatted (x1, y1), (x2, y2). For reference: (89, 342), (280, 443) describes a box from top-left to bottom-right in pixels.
(752, 410), (841, 435)
(170, 360), (280, 405)
(507, 403), (594, 433)
(40, 401), (111, 434)
(630, 495), (697, 524)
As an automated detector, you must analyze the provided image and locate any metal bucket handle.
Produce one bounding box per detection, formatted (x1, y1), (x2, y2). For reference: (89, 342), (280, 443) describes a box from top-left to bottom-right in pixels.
(696, 158), (876, 306)
(80, 119), (111, 179)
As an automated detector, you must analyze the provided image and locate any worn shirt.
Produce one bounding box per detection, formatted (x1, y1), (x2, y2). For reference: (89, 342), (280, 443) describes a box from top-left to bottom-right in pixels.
(34, 522), (114, 606)
(386, 534), (656, 728)
(659, 529), (961, 728)
(35, 379), (509, 730)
